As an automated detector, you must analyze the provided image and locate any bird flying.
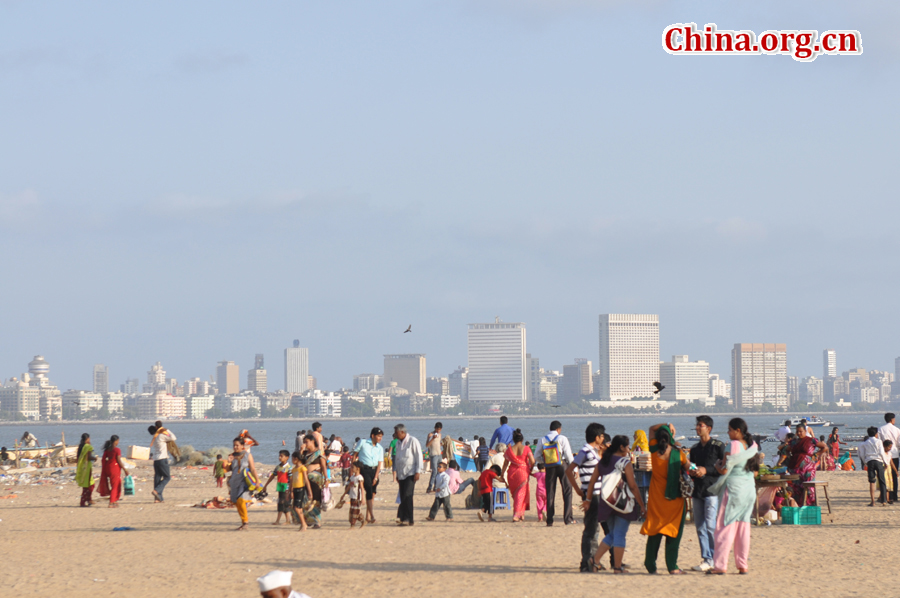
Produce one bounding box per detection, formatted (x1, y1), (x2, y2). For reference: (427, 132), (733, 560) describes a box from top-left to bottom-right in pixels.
(652, 381), (665, 394)
(403, 325), (412, 333)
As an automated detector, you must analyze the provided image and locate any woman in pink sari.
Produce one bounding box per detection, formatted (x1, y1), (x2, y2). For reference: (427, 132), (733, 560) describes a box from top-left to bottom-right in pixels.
(502, 429), (535, 522)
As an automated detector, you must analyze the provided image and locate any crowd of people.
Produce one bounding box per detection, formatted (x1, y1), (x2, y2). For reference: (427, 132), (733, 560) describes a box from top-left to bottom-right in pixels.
(60, 412), (900, 577)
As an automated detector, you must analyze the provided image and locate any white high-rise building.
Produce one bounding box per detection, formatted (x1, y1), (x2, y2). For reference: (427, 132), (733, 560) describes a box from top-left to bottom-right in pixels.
(93, 364), (109, 394)
(659, 355), (711, 404)
(284, 340), (309, 394)
(708, 374), (731, 400)
(526, 354), (541, 402)
(597, 314), (660, 401)
(731, 343), (788, 409)
(467, 319), (526, 403)
(823, 349), (837, 379)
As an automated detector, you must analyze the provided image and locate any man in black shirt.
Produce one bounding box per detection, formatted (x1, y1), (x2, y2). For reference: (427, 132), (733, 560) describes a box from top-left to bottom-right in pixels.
(688, 415), (725, 572)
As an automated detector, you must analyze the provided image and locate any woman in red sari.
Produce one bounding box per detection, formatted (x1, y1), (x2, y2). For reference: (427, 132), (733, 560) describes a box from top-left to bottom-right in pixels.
(502, 429), (535, 522)
(98, 435), (130, 508)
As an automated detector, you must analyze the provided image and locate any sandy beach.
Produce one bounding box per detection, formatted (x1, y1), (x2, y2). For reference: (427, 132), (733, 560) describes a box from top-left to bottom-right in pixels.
(0, 465), (890, 597)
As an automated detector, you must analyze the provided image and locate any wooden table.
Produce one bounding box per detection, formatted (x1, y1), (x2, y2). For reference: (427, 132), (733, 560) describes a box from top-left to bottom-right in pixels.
(755, 479), (789, 526)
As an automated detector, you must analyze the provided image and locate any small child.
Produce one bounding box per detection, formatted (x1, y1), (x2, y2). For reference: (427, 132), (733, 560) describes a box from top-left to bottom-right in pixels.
(338, 461), (366, 528)
(290, 451), (311, 531)
(533, 462), (547, 522)
(425, 462), (453, 521)
(214, 454), (226, 488)
(339, 446), (352, 485)
(478, 464), (502, 522)
(476, 438), (490, 472)
(262, 450), (293, 525)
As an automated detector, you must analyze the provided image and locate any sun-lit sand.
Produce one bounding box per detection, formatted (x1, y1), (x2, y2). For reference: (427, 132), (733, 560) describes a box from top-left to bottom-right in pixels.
(0, 465), (891, 597)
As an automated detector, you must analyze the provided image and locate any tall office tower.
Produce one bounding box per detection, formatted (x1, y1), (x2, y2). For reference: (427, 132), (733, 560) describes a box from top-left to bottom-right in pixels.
(383, 354), (426, 395)
(467, 319), (526, 403)
(426, 376), (449, 396)
(93, 364), (109, 394)
(659, 355), (710, 404)
(121, 378), (140, 394)
(597, 314), (660, 401)
(216, 361), (240, 395)
(353, 373), (382, 391)
(731, 343), (788, 409)
(284, 340), (309, 394)
(823, 349), (837, 379)
(561, 359), (593, 402)
(147, 362), (166, 391)
(248, 353), (267, 394)
(526, 354), (541, 401)
(448, 367), (468, 402)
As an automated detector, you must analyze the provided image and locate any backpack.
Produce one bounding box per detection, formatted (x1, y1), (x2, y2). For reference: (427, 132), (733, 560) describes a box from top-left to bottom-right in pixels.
(541, 435), (562, 467)
(599, 458), (635, 514)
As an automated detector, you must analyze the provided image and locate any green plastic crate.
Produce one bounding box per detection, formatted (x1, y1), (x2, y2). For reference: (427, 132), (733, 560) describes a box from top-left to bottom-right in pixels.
(781, 505), (821, 525)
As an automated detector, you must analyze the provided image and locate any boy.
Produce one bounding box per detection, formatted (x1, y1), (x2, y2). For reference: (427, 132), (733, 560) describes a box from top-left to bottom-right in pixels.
(214, 454), (226, 488)
(859, 427), (891, 506)
(338, 461), (366, 528)
(338, 446), (352, 485)
(290, 450), (311, 531)
(263, 450), (293, 525)
(425, 461), (453, 521)
(477, 464), (502, 522)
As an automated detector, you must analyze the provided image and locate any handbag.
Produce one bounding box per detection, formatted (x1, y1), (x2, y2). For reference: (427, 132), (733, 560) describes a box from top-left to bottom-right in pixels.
(600, 458), (635, 514)
(679, 472), (694, 499)
(123, 475), (135, 496)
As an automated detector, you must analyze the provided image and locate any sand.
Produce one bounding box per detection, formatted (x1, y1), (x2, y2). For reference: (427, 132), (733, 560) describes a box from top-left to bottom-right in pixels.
(0, 465), (891, 597)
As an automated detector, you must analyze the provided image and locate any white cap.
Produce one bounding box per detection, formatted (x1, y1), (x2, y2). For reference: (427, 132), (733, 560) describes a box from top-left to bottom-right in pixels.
(257, 570), (292, 592)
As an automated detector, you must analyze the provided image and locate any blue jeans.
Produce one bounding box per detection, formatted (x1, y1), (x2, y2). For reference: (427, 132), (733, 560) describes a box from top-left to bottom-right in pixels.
(693, 495), (718, 563)
(600, 512), (631, 548)
(426, 455), (442, 491)
(456, 478), (477, 494)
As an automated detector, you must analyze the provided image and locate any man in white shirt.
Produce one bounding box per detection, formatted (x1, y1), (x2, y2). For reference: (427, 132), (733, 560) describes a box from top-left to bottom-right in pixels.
(540, 420), (575, 526)
(860, 426), (889, 506)
(392, 423), (423, 526)
(878, 413), (900, 502)
(149, 423), (176, 503)
(774, 420), (791, 443)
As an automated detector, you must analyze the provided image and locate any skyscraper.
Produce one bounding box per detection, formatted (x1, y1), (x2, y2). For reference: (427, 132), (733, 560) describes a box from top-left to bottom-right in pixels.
(93, 364), (109, 394)
(526, 354), (541, 402)
(448, 367), (468, 402)
(248, 354), (267, 394)
(823, 349), (837, 379)
(216, 361), (240, 395)
(284, 340), (309, 394)
(731, 343), (787, 409)
(467, 319), (526, 403)
(597, 314), (660, 401)
(659, 355), (710, 404)
(561, 359), (593, 402)
(383, 354), (426, 395)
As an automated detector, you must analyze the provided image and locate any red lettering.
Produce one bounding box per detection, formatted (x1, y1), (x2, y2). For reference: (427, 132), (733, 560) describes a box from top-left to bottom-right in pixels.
(822, 33), (836, 52)
(664, 26), (683, 52)
(685, 24), (703, 51)
(715, 32), (733, 52)
(839, 33), (857, 52)
(760, 33), (778, 52)
(735, 33), (753, 52)
(780, 32), (795, 53)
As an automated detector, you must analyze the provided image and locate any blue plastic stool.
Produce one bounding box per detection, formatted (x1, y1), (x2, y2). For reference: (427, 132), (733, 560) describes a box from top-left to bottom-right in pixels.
(492, 487), (510, 511)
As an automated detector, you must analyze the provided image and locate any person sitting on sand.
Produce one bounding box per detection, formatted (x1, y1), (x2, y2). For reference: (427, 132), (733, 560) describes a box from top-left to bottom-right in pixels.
(0, 447), (10, 465)
(257, 570), (311, 598)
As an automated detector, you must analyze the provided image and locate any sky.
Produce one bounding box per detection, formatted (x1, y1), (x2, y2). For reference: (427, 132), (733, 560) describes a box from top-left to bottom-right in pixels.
(1, 1), (898, 392)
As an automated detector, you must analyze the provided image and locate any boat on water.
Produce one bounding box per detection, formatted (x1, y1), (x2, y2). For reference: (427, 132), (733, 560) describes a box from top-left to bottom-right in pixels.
(790, 416), (832, 427)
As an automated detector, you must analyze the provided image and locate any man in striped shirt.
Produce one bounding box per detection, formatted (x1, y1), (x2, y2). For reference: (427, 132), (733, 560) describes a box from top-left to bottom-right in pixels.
(567, 422), (607, 573)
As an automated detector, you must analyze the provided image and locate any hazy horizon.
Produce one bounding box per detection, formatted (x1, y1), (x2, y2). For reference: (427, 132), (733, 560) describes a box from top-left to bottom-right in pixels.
(2, 1), (898, 392)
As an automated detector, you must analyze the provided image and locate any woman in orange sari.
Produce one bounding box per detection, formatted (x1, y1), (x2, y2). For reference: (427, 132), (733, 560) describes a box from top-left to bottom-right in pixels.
(98, 435), (130, 508)
(502, 429), (535, 522)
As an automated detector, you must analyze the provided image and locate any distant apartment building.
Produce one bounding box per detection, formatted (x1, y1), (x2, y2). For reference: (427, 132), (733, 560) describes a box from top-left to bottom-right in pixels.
(292, 390), (341, 418)
(217, 361), (240, 395)
(1, 356), (62, 420)
(93, 364), (109, 394)
(823, 349), (837, 379)
(426, 376), (449, 396)
(787, 376), (799, 406)
(467, 319), (526, 403)
(62, 390), (104, 417)
(284, 341), (309, 394)
(104, 391), (124, 415)
(659, 355), (710, 404)
(121, 377), (140, 395)
(146, 362), (166, 393)
(731, 343), (788, 410)
(370, 394), (391, 414)
(597, 314), (660, 401)
(261, 392), (293, 414)
(186, 395), (215, 419)
(708, 374), (731, 401)
(800, 376), (823, 404)
(308, 376), (316, 390)
(540, 372), (560, 403)
(215, 392), (261, 416)
(353, 373), (382, 391)
(527, 354), (541, 402)
(248, 354), (267, 394)
(384, 354), (426, 395)
(138, 390), (186, 420)
(561, 359), (593, 402)
(437, 394), (462, 411)
(852, 385), (880, 404)
(823, 376), (848, 403)
(448, 367), (468, 402)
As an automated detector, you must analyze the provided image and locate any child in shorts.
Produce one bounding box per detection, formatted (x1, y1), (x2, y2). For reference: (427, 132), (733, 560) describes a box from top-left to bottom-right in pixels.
(338, 461), (366, 528)
(478, 465), (502, 522)
(339, 446), (353, 485)
(262, 450), (293, 525)
(290, 450), (311, 531)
